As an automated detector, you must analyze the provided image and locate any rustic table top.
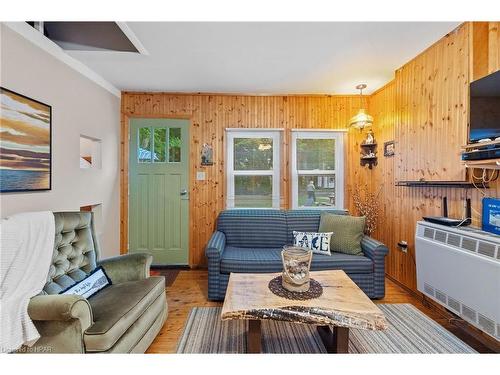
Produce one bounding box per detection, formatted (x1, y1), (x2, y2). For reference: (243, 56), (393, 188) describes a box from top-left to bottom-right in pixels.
(221, 270), (388, 330)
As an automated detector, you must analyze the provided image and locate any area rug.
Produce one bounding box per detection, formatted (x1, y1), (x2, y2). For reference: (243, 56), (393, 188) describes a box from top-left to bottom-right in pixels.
(150, 269), (179, 287)
(176, 304), (476, 353)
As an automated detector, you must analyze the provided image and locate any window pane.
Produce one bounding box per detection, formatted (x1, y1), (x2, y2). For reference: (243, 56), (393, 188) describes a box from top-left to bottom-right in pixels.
(234, 138), (273, 170)
(297, 174), (336, 207)
(153, 128), (167, 162)
(234, 175), (272, 207)
(169, 128), (181, 162)
(138, 127), (152, 163)
(296, 138), (335, 170)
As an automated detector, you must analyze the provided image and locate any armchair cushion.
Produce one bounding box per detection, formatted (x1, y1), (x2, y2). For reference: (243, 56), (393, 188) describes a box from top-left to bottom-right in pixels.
(98, 253), (152, 284)
(84, 276), (165, 352)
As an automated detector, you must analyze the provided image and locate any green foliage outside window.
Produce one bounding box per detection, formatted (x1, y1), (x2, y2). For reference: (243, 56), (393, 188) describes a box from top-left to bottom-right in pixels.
(297, 138), (335, 170)
(138, 127), (181, 162)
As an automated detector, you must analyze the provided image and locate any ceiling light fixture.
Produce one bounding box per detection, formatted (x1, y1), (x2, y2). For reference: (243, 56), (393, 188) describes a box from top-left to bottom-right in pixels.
(349, 84), (373, 130)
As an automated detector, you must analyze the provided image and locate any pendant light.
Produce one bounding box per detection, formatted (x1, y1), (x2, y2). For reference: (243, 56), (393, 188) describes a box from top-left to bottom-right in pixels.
(349, 84), (373, 130)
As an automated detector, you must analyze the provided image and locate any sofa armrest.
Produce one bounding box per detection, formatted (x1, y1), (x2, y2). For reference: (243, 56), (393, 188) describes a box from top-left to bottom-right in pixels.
(25, 295), (93, 353)
(361, 236), (389, 260)
(205, 231), (226, 260)
(205, 231), (226, 301)
(28, 294), (93, 329)
(98, 253), (152, 283)
(361, 235), (388, 299)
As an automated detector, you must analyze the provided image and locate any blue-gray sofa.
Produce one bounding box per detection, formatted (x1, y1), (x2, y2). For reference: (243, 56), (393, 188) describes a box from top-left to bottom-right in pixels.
(205, 209), (388, 301)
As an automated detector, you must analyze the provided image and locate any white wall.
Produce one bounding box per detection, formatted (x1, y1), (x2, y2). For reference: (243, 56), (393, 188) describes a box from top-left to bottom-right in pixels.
(0, 24), (121, 258)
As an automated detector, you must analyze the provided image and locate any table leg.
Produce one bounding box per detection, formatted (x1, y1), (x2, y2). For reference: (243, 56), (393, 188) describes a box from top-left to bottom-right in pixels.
(247, 320), (262, 353)
(317, 325), (349, 353)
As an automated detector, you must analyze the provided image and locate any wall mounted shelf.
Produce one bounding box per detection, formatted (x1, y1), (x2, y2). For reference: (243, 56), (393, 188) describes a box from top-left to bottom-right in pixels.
(395, 180), (489, 189)
(360, 142), (377, 169)
(360, 142), (378, 148)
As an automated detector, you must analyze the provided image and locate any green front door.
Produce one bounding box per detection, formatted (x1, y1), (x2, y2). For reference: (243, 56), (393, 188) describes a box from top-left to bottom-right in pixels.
(129, 118), (189, 265)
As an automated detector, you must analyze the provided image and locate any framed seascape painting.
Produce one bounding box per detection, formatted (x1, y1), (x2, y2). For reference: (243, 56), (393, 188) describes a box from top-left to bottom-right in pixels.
(0, 87), (52, 192)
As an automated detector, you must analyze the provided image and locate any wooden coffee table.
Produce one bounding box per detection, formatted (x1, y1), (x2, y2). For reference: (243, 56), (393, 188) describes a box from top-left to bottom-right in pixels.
(221, 270), (388, 353)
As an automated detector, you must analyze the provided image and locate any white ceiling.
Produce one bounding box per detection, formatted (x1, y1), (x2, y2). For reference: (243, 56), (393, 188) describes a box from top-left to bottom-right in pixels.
(66, 22), (461, 95)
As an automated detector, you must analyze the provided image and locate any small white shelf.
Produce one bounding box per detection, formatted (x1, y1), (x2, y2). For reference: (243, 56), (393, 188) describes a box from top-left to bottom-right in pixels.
(80, 135), (102, 169)
(463, 158), (500, 170)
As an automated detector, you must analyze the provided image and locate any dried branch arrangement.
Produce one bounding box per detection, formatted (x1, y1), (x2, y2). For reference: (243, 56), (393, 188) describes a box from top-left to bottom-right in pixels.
(352, 184), (381, 236)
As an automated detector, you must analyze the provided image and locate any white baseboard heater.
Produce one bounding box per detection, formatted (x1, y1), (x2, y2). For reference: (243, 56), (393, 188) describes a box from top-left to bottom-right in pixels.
(415, 221), (500, 341)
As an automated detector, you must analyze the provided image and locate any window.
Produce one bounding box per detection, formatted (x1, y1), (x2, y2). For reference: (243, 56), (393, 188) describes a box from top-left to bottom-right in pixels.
(291, 131), (344, 209)
(226, 130), (281, 208)
(137, 126), (181, 163)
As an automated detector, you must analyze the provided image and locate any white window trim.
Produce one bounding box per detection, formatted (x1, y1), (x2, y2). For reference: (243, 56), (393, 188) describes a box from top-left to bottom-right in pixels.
(226, 130), (281, 209)
(291, 130), (344, 210)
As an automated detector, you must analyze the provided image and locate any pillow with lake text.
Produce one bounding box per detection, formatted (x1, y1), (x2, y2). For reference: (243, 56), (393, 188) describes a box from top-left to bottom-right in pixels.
(293, 231), (333, 256)
(60, 266), (112, 299)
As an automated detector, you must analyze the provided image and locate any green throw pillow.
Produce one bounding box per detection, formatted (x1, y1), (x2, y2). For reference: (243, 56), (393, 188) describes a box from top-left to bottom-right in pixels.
(318, 213), (365, 256)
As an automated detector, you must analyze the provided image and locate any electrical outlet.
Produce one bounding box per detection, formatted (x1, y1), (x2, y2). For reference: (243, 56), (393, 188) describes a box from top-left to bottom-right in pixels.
(397, 241), (408, 253)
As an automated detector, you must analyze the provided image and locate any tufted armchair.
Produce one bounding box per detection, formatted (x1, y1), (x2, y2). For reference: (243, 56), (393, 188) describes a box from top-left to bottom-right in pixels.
(23, 212), (167, 353)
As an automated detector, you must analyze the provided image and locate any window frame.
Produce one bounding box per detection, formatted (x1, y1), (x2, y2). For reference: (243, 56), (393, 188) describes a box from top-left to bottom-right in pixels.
(136, 125), (182, 164)
(226, 129), (281, 209)
(291, 130), (345, 210)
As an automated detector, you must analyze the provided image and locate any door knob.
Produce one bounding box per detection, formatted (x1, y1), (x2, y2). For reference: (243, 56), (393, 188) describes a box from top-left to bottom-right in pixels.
(180, 189), (188, 196)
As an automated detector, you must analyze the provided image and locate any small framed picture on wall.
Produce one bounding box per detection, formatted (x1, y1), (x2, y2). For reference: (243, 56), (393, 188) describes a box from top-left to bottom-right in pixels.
(384, 141), (395, 157)
(201, 143), (214, 166)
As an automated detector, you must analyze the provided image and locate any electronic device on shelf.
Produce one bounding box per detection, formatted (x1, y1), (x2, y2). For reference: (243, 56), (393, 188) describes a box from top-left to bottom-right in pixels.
(423, 197), (472, 227)
(469, 70), (500, 144)
(461, 144), (500, 161)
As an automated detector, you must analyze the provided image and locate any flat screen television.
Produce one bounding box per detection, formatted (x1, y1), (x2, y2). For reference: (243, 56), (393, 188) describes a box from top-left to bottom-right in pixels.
(469, 70), (500, 143)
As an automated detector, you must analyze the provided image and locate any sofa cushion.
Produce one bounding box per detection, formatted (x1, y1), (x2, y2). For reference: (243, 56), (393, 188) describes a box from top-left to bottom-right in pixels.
(293, 231), (333, 255)
(84, 276), (165, 352)
(286, 209), (348, 244)
(220, 246), (372, 274)
(217, 210), (287, 247)
(319, 213), (366, 256)
(60, 266), (111, 298)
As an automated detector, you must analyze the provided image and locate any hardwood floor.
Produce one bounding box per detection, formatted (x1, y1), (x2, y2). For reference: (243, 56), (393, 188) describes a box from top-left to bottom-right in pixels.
(146, 270), (497, 353)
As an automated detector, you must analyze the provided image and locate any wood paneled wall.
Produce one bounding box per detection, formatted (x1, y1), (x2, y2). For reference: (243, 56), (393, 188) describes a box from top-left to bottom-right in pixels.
(471, 22), (500, 81)
(121, 21), (499, 289)
(395, 24), (469, 182)
(121, 94), (368, 265)
(488, 22), (500, 73)
(366, 23), (500, 292)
